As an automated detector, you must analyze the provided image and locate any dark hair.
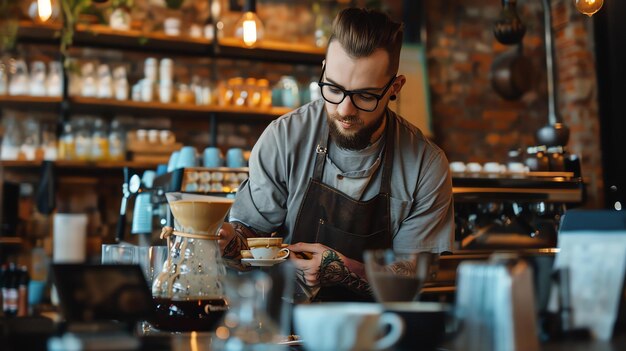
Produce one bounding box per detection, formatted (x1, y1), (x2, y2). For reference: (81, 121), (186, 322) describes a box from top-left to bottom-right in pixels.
(329, 8), (404, 75)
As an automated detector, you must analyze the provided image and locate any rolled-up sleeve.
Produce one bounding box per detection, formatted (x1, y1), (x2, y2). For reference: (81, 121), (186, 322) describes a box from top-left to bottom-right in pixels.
(229, 123), (288, 234)
(393, 150), (454, 253)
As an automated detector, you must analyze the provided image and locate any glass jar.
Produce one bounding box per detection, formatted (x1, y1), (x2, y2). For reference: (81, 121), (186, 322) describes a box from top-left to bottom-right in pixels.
(257, 79), (272, 108)
(58, 121), (75, 160)
(275, 76), (300, 108)
(90, 118), (109, 161)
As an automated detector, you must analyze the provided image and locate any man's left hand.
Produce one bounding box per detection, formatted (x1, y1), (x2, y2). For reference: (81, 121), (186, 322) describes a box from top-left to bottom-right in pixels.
(288, 242), (341, 287)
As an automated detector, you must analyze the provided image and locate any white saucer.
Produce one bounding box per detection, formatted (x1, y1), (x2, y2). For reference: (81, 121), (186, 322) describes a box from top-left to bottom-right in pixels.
(241, 258), (288, 267)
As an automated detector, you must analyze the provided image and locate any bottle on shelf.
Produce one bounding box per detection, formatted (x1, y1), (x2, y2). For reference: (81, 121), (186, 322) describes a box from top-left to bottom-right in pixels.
(74, 118), (92, 161)
(113, 66), (129, 101)
(108, 119), (126, 161)
(58, 121), (76, 160)
(0, 60), (7, 95)
(91, 118), (109, 161)
(46, 61), (63, 97)
(3, 263), (18, 317)
(0, 264), (6, 317)
(17, 266), (29, 317)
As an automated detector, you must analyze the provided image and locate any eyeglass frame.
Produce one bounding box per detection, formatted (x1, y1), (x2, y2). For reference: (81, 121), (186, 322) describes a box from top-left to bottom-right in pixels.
(317, 64), (397, 112)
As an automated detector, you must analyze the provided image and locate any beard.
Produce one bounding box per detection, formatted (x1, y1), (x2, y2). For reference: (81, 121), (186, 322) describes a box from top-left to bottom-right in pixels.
(327, 111), (386, 150)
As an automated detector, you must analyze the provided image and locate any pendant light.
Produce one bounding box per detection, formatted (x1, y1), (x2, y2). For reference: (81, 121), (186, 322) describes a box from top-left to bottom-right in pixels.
(575, 0), (603, 17)
(234, 0), (265, 48)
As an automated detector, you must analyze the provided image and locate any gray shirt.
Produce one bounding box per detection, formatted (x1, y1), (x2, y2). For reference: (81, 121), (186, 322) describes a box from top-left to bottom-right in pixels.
(230, 99), (454, 252)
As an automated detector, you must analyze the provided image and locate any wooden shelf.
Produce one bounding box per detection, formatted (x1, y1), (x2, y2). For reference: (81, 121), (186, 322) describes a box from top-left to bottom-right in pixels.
(217, 37), (325, 64)
(0, 160), (160, 170)
(69, 96), (292, 119)
(16, 21), (60, 42)
(0, 95), (63, 111)
(16, 21), (325, 63)
(0, 237), (23, 245)
(74, 24), (213, 56)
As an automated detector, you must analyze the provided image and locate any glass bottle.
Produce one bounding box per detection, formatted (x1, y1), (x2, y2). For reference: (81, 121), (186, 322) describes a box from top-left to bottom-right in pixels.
(46, 61), (63, 97)
(257, 79), (272, 108)
(90, 118), (109, 161)
(108, 119), (126, 161)
(0, 60), (8, 95)
(58, 121), (75, 160)
(73, 118), (92, 161)
(21, 118), (40, 161)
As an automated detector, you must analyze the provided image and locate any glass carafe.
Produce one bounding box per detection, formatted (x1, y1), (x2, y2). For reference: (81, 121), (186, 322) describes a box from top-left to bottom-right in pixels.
(150, 193), (234, 332)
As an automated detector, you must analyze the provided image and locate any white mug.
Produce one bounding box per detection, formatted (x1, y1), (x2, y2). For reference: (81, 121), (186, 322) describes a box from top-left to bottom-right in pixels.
(250, 247), (289, 260)
(294, 303), (404, 351)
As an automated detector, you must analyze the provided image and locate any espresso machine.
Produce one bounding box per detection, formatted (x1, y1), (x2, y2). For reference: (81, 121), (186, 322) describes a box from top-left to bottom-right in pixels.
(452, 170), (585, 250)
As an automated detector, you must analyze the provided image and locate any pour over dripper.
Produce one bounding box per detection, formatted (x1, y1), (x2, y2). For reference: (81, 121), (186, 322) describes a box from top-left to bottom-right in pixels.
(149, 193), (234, 332)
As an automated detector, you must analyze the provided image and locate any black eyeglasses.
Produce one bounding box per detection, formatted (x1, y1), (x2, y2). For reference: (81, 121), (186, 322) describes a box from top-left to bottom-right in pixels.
(317, 65), (396, 112)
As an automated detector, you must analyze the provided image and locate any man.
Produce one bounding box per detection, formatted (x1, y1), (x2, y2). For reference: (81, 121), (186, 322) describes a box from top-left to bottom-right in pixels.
(219, 7), (454, 301)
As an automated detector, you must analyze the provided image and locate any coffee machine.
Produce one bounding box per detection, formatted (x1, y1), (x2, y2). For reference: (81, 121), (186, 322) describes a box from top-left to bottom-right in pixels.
(452, 171), (584, 250)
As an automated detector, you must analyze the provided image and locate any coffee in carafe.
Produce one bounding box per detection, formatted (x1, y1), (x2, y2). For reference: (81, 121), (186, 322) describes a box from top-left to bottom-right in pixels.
(149, 193), (233, 332)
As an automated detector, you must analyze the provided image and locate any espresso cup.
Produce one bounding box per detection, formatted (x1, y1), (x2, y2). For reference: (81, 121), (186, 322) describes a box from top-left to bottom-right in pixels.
(294, 302), (404, 351)
(247, 237), (283, 248)
(250, 246), (289, 260)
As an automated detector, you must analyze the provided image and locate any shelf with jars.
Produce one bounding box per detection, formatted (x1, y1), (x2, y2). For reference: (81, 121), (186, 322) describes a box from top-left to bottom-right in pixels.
(0, 95), (62, 111)
(68, 97), (292, 119)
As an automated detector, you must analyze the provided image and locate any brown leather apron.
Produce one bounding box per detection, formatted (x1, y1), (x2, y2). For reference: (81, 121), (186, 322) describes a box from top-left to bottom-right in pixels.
(291, 111), (394, 302)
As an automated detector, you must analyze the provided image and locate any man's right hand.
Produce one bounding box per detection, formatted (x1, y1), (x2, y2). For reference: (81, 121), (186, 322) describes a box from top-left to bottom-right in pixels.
(218, 222), (237, 256)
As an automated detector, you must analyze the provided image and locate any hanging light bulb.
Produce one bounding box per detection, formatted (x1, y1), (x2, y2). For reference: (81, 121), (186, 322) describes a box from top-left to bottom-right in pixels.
(575, 0), (604, 17)
(234, 0), (265, 48)
(28, 0), (58, 23)
(37, 0), (52, 22)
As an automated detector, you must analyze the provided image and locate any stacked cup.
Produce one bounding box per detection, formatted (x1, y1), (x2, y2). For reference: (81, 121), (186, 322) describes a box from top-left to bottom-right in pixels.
(159, 58), (173, 104)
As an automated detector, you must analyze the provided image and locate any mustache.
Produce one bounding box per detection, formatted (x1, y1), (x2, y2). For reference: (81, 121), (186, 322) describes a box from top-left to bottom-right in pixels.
(332, 113), (362, 125)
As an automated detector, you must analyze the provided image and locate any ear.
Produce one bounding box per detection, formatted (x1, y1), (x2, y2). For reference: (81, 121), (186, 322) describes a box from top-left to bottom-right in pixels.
(391, 75), (407, 96)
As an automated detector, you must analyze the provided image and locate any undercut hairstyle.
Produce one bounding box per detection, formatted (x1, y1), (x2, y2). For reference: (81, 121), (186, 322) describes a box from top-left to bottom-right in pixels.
(329, 8), (404, 76)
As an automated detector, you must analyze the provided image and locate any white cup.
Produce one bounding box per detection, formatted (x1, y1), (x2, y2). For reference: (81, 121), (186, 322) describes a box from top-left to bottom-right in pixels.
(160, 130), (175, 145)
(148, 129), (159, 143)
(466, 162), (483, 173)
(136, 129), (147, 142)
(164, 17), (181, 36)
(250, 247), (289, 260)
(483, 162), (502, 173)
(449, 161), (466, 173)
(159, 81), (172, 103)
(508, 162), (527, 174)
(294, 303), (404, 351)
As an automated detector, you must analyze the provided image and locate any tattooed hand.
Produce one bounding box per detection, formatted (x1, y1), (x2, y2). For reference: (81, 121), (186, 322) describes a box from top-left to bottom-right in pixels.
(288, 242), (372, 297)
(219, 221), (265, 271)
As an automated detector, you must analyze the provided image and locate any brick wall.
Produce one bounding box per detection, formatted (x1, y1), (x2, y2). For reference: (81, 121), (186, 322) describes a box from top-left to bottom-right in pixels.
(425, 0), (603, 207)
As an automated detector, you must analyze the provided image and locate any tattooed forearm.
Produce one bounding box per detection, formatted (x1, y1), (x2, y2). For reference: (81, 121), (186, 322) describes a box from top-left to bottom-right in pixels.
(319, 250), (372, 297)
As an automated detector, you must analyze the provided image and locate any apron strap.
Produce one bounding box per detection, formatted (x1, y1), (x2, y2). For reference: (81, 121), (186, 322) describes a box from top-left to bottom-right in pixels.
(379, 110), (395, 195)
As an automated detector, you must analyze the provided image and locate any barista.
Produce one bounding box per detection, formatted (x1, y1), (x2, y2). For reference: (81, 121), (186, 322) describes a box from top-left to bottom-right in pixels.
(218, 7), (454, 301)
